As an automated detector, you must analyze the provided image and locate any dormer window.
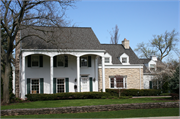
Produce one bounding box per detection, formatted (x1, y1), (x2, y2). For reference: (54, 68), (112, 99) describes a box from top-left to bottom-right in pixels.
(122, 57), (127, 63)
(105, 57), (110, 63)
(120, 53), (129, 65)
(150, 64), (155, 71)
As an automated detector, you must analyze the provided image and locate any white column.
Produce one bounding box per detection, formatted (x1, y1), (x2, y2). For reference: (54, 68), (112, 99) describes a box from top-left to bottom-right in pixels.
(123, 78), (125, 89)
(50, 56), (53, 94)
(95, 56), (98, 91)
(102, 56), (105, 92)
(21, 55), (25, 99)
(77, 56), (80, 92)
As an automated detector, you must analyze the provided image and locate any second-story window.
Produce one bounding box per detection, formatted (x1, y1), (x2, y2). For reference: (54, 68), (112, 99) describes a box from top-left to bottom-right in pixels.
(81, 57), (88, 66)
(58, 56), (64, 67)
(32, 55), (39, 67)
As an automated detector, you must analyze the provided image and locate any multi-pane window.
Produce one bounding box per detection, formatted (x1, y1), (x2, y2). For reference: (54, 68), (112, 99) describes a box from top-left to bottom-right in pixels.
(57, 79), (65, 93)
(110, 76), (126, 89)
(110, 78), (114, 88)
(81, 57), (87, 66)
(31, 79), (39, 94)
(58, 56), (64, 66)
(122, 57), (127, 63)
(105, 57), (110, 63)
(32, 55), (39, 66)
(116, 77), (123, 88)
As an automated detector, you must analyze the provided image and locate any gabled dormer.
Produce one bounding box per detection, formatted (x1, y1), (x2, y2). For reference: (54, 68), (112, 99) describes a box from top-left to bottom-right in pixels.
(104, 52), (112, 65)
(119, 53), (130, 65)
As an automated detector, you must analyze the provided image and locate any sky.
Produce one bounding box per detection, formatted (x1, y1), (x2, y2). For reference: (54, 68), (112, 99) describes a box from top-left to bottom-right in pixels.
(65, 0), (179, 61)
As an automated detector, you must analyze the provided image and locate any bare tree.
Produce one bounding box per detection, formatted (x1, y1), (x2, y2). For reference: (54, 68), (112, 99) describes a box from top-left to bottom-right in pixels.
(135, 30), (179, 61)
(110, 25), (120, 44)
(1, 0), (75, 104)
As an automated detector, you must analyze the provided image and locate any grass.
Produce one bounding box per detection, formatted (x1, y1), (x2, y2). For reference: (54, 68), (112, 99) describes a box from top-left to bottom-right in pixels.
(1, 108), (179, 118)
(1, 97), (177, 110)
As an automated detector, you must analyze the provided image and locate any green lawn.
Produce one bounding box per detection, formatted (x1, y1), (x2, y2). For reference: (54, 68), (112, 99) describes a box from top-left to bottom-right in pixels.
(1, 108), (179, 118)
(1, 97), (177, 110)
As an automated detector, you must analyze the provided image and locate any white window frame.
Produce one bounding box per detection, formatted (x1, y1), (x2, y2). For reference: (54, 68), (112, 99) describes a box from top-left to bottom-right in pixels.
(31, 55), (39, 67)
(105, 57), (110, 63)
(81, 56), (88, 67)
(120, 53), (129, 65)
(56, 78), (65, 93)
(30, 78), (40, 94)
(122, 57), (127, 63)
(57, 55), (64, 67)
(109, 77), (127, 89)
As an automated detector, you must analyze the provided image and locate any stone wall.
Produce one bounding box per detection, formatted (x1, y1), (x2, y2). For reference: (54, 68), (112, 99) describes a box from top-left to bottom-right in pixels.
(1, 102), (178, 116)
(98, 68), (143, 91)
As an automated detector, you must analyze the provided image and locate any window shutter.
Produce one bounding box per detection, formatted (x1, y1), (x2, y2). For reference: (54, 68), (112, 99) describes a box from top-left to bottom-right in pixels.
(89, 77), (93, 92)
(39, 55), (43, 67)
(80, 57), (81, 67)
(88, 56), (91, 67)
(65, 78), (69, 93)
(149, 81), (152, 89)
(53, 78), (56, 93)
(28, 55), (31, 67)
(40, 78), (44, 94)
(65, 56), (68, 67)
(53, 56), (57, 67)
(27, 78), (30, 94)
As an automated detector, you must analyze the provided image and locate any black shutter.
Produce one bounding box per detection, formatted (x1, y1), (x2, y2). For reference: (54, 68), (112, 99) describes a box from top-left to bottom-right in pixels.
(53, 56), (57, 67)
(65, 55), (68, 67)
(88, 56), (91, 67)
(65, 78), (69, 93)
(40, 78), (44, 94)
(53, 78), (56, 93)
(27, 78), (30, 94)
(149, 81), (152, 89)
(80, 57), (81, 67)
(39, 55), (43, 67)
(28, 55), (31, 67)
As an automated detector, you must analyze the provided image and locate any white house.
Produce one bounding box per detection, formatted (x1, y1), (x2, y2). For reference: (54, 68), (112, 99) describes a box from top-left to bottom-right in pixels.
(15, 26), (143, 99)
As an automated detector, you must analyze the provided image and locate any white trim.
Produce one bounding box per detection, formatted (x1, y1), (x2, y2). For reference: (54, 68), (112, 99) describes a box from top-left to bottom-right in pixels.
(98, 64), (143, 69)
(21, 49), (106, 52)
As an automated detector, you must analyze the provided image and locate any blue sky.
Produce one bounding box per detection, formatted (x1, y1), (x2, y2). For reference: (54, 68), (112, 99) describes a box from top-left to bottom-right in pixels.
(66, 0), (179, 61)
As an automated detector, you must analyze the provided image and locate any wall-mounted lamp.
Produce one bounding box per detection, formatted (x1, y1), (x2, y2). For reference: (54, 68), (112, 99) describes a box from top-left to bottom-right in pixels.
(93, 78), (96, 82)
(74, 78), (77, 82)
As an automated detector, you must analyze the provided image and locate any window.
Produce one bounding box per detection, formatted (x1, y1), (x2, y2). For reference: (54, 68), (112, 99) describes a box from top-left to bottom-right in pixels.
(31, 79), (39, 94)
(105, 57), (110, 63)
(57, 56), (64, 66)
(110, 78), (114, 88)
(81, 57), (88, 66)
(57, 79), (65, 93)
(116, 77), (123, 88)
(122, 57), (127, 63)
(150, 64), (155, 71)
(110, 76), (126, 89)
(32, 55), (39, 67)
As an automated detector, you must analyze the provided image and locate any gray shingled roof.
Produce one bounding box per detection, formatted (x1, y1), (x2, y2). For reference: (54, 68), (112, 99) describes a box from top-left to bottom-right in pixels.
(139, 59), (151, 64)
(100, 44), (141, 64)
(21, 26), (102, 50)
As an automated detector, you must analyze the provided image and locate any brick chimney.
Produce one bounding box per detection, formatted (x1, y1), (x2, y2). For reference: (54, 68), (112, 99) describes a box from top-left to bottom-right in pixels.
(122, 38), (129, 49)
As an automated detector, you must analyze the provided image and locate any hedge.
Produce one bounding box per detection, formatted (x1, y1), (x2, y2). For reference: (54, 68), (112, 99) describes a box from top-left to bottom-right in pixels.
(106, 89), (162, 96)
(26, 92), (111, 101)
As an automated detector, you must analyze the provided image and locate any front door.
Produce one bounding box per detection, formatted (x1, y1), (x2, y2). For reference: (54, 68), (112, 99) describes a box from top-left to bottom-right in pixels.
(81, 76), (89, 92)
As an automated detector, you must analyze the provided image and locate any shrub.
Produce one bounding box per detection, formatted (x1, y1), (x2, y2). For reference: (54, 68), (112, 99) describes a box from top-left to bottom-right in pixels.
(106, 89), (162, 96)
(160, 93), (170, 96)
(26, 92), (110, 101)
(170, 93), (179, 100)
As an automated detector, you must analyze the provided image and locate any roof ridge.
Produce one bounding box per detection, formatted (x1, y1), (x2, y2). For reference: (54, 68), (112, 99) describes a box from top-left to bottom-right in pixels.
(20, 25), (92, 29)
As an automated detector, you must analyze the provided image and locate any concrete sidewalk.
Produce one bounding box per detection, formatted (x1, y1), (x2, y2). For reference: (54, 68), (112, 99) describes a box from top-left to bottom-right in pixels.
(125, 116), (179, 119)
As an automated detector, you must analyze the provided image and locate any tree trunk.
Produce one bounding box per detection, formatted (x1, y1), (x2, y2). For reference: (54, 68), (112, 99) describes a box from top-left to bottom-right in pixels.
(2, 57), (11, 104)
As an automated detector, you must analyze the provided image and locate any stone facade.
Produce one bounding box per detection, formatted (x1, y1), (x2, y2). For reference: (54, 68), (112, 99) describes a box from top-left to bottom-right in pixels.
(1, 102), (179, 116)
(98, 68), (144, 91)
(15, 31), (20, 98)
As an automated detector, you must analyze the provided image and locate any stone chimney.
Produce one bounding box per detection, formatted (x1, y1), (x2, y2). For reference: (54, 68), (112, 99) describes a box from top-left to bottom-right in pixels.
(122, 38), (129, 49)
